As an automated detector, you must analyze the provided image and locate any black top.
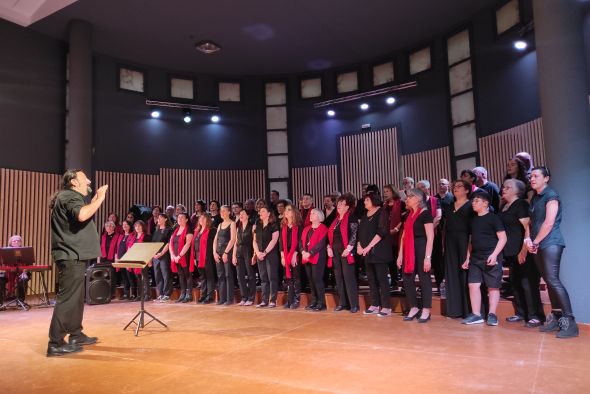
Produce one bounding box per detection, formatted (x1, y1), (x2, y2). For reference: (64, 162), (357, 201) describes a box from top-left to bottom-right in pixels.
(254, 221), (279, 256)
(102, 233), (116, 260)
(216, 223), (233, 256)
(436, 192), (454, 212)
(323, 208), (337, 227)
(480, 181), (501, 213)
(530, 186), (565, 249)
(411, 210), (433, 238)
(300, 226), (327, 256)
(358, 207), (393, 264)
(425, 197), (441, 217)
(280, 225), (303, 253)
(332, 213), (359, 251)
(117, 234), (131, 259)
(500, 199), (529, 256)
(51, 189), (100, 261)
(193, 228), (217, 262)
(170, 227), (191, 255)
(151, 227), (173, 260)
(470, 213), (505, 259)
(443, 200), (474, 234)
(236, 222), (253, 259)
(211, 214), (223, 228)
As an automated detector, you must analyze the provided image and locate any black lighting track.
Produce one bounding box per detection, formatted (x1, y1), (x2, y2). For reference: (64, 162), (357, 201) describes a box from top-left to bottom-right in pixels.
(313, 81), (418, 109)
(146, 99), (220, 112)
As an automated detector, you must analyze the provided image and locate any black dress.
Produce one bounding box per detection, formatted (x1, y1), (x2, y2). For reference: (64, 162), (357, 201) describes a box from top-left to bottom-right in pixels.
(443, 200), (473, 317)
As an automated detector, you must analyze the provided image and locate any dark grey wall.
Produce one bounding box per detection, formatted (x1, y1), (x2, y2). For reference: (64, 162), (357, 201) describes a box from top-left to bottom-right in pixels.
(0, 19), (65, 173)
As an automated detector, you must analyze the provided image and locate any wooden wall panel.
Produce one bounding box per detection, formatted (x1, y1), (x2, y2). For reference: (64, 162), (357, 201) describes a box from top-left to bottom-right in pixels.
(0, 169), (60, 295)
(339, 127), (400, 197)
(401, 147), (452, 189)
(291, 165), (339, 208)
(479, 118), (545, 185)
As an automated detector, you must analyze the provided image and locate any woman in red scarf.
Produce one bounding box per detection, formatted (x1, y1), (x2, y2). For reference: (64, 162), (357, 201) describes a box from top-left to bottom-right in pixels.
(193, 213), (217, 304)
(280, 203), (303, 309)
(132, 220), (150, 301)
(327, 193), (359, 313)
(115, 220), (136, 300)
(383, 185), (405, 290)
(170, 213), (194, 303)
(397, 188), (434, 323)
(301, 208), (328, 311)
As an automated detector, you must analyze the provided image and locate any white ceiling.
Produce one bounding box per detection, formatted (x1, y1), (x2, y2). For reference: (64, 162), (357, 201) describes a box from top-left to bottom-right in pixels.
(0, 0), (77, 26)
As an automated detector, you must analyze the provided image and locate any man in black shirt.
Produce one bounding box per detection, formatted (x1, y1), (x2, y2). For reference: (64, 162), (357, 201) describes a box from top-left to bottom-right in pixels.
(462, 191), (506, 326)
(47, 170), (108, 357)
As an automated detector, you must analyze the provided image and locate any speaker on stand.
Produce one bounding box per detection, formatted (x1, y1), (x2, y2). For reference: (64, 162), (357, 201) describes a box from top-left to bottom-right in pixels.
(86, 266), (112, 305)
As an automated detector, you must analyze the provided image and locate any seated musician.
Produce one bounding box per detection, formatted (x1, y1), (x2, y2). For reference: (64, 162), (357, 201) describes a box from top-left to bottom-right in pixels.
(0, 235), (29, 308)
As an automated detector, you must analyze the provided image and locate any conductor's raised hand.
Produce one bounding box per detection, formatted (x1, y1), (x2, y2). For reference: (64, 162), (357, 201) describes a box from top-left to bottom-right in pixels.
(93, 185), (109, 202)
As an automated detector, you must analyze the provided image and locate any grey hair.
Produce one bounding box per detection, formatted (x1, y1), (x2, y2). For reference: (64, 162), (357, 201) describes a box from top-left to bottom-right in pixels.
(406, 188), (427, 209)
(418, 180), (430, 189)
(311, 208), (325, 222)
(504, 178), (526, 199)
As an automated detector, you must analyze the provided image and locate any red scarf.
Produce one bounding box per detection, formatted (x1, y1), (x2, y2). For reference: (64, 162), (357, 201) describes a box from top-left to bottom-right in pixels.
(131, 233), (145, 274)
(327, 211), (355, 268)
(402, 209), (424, 274)
(190, 228), (211, 271)
(170, 226), (189, 271)
(301, 223), (328, 265)
(100, 232), (120, 261)
(301, 207), (313, 227)
(281, 224), (299, 278)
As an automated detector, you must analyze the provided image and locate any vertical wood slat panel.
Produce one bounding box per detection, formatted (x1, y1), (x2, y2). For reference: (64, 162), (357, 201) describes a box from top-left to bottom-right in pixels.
(479, 118), (545, 185)
(339, 127), (400, 197)
(291, 165), (339, 208)
(402, 147), (452, 189)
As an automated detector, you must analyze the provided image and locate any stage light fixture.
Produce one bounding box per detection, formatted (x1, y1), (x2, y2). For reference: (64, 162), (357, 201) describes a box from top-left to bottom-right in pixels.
(360, 103), (369, 111)
(150, 110), (161, 118)
(513, 40), (527, 51)
(386, 97), (396, 105)
(327, 110), (336, 117)
(211, 115), (220, 123)
(182, 109), (192, 123)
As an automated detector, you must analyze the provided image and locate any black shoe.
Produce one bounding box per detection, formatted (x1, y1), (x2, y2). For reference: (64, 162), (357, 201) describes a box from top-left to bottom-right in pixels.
(47, 343), (83, 357)
(176, 293), (186, 303)
(556, 316), (579, 339)
(350, 306), (359, 313)
(312, 304), (326, 311)
(540, 312), (561, 332)
(290, 302), (300, 309)
(506, 315), (524, 323)
(202, 297), (213, 304)
(283, 302), (291, 309)
(197, 296), (206, 303)
(418, 313), (431, 323)
(403, 309), (421, 321)
(305, 303), (317, 310)
(334, 305), (345, 312)
(69, 334), (98, 346)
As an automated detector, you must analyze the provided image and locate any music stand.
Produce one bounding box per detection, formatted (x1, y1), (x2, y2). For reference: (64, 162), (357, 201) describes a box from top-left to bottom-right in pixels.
(112, 242), (167, 336)
(0, 247), (35, 310)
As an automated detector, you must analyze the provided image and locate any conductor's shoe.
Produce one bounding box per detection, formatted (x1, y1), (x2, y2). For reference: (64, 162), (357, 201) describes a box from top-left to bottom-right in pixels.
(47, 343), (83, 357)
(69, 334), (98, 346)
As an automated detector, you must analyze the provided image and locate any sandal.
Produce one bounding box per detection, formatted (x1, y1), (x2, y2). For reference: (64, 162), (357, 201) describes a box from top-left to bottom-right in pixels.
(526, 318), (542, 328)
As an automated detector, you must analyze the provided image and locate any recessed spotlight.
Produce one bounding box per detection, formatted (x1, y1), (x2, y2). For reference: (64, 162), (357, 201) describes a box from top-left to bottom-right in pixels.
(513, 40), (527, 51)
(195, 40), (222, 54)
(360, 103), (369, 111)
(150, 110), (161, 119)
(211, 115), (220, 123)
(182, 109), (192, 123)
(327, 110), (336, 117)
(386, 97), (396, 105)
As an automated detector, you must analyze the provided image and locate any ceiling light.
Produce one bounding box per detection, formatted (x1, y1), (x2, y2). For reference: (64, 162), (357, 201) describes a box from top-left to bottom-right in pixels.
(513, 40), (527, 51)
(182, 109), (192, 123)
(211, 115), (220, 123)
(195, 40), (222, 54)
(150, 110), (161, 119)
(327, 110), (335, 117)
(360, 103), (369, 111)
(386, 97), (396, 105)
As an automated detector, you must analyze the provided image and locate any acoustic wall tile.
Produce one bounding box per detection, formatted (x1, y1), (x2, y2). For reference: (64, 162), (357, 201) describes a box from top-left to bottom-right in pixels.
(268, 155), (289, 179)
(119, 67), (144, 92)
(171, 77), (194, 99)
(452, 123), (478, 156)
(266, 106), (287, 130)
(447, 30), (470, 65)
(409, 47), (431, 75)
(301, 77), (322, 98)
(336, 71), (358, 93)
(451, 91), (475, 126)
(265, 82), (286, 105)
(449, 60), (472, 95)
(455, 156), (477, 178)
(267, 131), (288, 154)
(219, 82), (240, 102)
(496, 0), (520, 35)
(373, 61), (395, 86)
(269, 181), (289, 201)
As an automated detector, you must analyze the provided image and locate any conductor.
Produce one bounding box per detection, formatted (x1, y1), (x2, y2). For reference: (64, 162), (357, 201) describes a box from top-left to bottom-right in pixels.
(47, 169), (108, 357)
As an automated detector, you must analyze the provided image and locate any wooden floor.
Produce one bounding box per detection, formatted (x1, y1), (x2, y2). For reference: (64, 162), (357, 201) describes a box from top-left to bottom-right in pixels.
(0, 299), (588, 394)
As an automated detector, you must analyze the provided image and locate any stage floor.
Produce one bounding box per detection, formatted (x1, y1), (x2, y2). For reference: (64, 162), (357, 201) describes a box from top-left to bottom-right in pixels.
(0, 301), (588, 393)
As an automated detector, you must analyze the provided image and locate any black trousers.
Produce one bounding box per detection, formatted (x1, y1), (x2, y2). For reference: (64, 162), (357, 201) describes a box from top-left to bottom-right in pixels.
(366, 262), (391, 308)
(122, 270), (137, 295)
(0, 277), (6, 304)
(285, 263), (302, 305)
(216, 261), (236, 304)
(258, 254), (279, 303)
(534, 245), (573, 317)
(402, 237), (432, 309)
(236, 255), (256, 302)
(175, 263), (192, 295)
(506, 254), (545, 321)
(198, 262), (216, 300)
(332, 246), (358, 308)
(153, 258), (172, 297)
(48, 260), (87, 346)
(432, 229), (444, 287)
(304, 258), (326, 307)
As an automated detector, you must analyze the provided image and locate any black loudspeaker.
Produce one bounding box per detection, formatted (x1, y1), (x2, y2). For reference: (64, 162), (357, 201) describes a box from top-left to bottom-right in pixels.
(86, 266), (111, 305)
(129, 204), (153, 222)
